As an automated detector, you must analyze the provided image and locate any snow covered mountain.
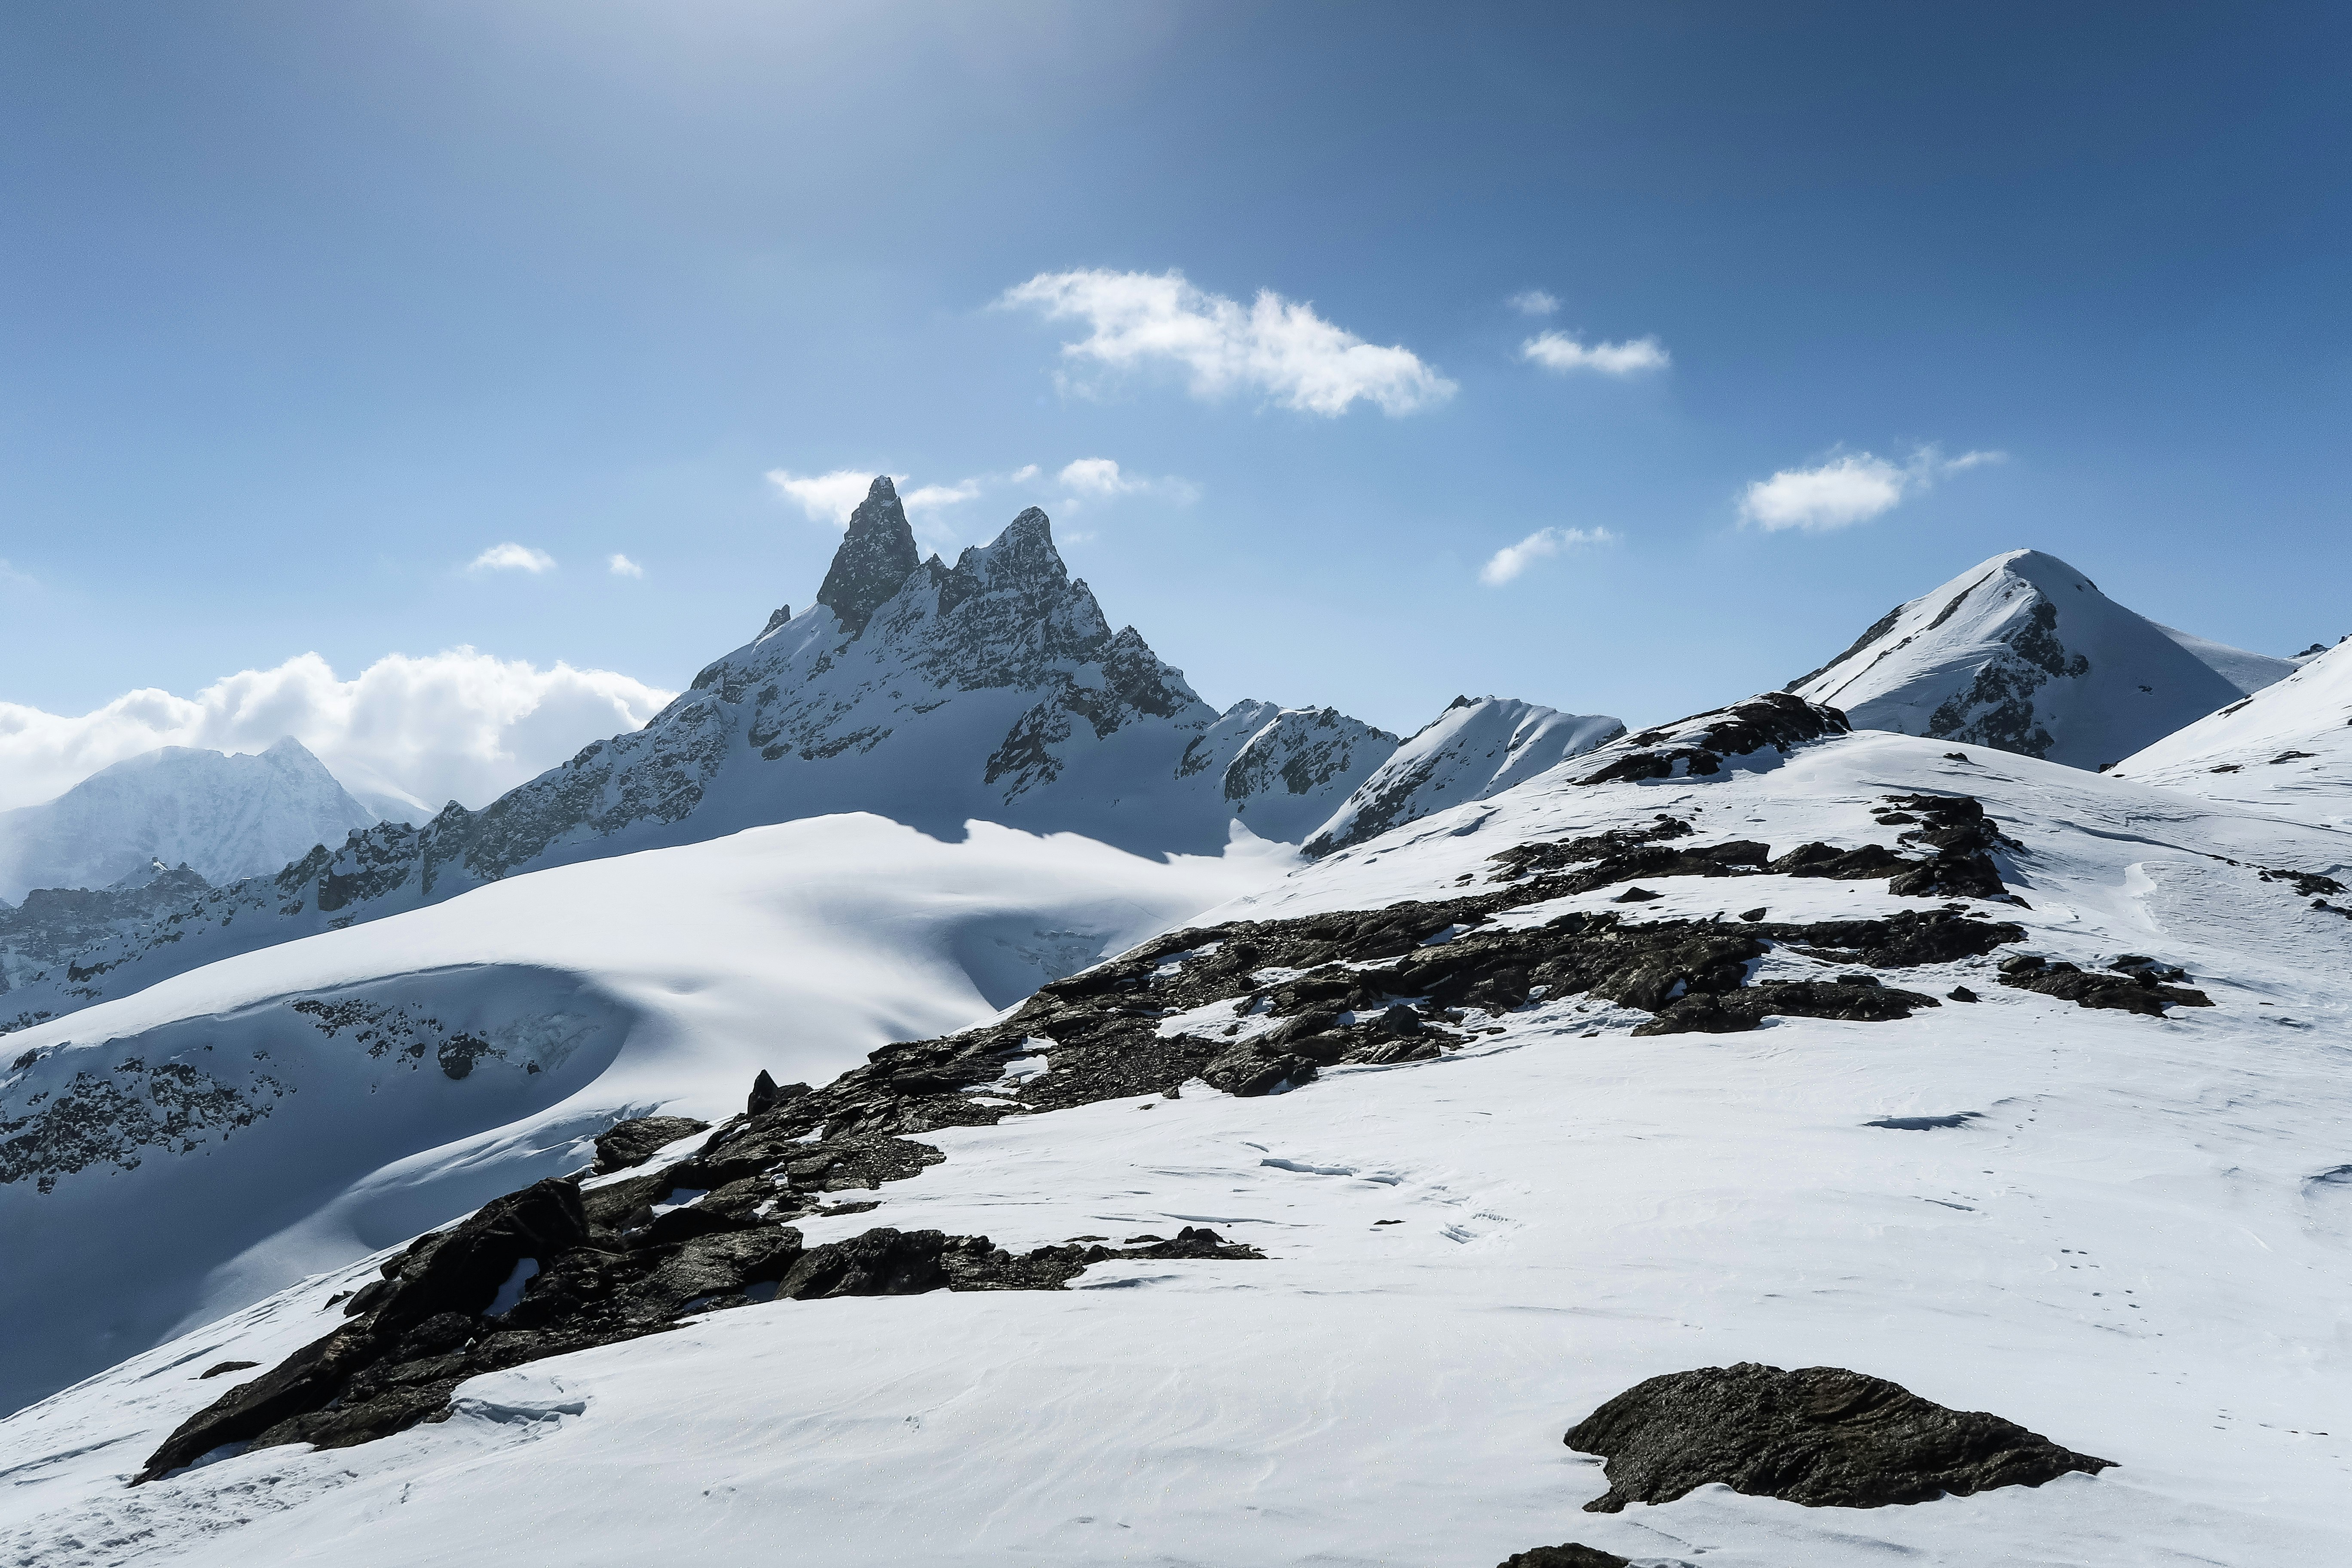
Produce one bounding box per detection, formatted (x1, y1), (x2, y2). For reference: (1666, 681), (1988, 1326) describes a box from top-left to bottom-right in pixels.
(1304, 695), (1624, 854)
(0, 738), (374, 903)
(2110, 637), (2352, 825)
(1787, 549), (2299, 769)
(5, 683), (2349, 1566)
(0, 480), (1617, 1038)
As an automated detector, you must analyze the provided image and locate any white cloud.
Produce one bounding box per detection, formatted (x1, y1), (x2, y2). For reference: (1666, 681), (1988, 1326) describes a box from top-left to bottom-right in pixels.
(1739, 446), (2006, 533)
(0, 650), (676, 816)
(765, 468), (886, 528)
(902, 479), (982, 516)
(1520, 331), (1670, 375)
(1057, 458), (1142, 498)
(998, 268), (1455, 416)
(607, 553), (644, 579)
(467, 542), (557, 574)
(0, 559), (35, 589)
(1509, 290), (1560, 317)
(1009, 464), (1040, 483)
(1479, 526), (1618, 586)
(1053, 457), (1198, 509)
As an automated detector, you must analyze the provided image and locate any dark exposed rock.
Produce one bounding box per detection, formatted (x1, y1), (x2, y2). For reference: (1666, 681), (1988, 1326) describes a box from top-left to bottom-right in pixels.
(745, 1070), (810, 1116)
(198, 1360), (258, 1379)
(1867, 1113), (1981, 1130)
(1996, 955), (2211, 1014)
(1578, 693), (1850, 786)
(2261, 867), (2346, 899)
(815, 477), (922, 637)
(591, 1115), (712, 1176)
(1497, 1547), (1628, 1568)
(138, 1136), (1262, 1480)
(1564, 1362), (2112, 1512)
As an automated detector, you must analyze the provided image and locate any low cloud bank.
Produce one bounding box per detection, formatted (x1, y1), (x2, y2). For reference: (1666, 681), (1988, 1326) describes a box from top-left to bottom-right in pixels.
(0, 649), (675, 818)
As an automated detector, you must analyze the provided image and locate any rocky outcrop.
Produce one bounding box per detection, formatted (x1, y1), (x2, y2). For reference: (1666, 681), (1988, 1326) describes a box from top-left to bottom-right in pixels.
(1574, 692), (1851, 785)
(1995, 953), (2212, 1015)
(1564, 1362), (2112, 1511)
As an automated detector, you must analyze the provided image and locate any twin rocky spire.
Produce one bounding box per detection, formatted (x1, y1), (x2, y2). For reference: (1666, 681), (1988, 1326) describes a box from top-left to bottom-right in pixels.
(812, 475), (1064, 638)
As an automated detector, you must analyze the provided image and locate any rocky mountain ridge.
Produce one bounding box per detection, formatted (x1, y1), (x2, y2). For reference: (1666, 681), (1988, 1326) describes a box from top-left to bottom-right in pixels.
(1787, 548), (2297, 769)
(0, 479), (1618, 1034)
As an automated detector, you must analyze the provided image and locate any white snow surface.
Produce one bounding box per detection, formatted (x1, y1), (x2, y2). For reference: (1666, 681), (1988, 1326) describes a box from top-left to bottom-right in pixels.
(5, 723), (2349, 1566)
(0, 815), (1284, 1415)
(0, 738), (374, 902)
(1789, 549), (2295, 769)
(1304, 695), (1623, 854)
(2110, 636), (2352, 825)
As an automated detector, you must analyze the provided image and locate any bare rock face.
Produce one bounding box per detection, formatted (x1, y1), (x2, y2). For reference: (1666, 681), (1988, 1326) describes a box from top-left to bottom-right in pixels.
(1565, 1362), (2113, 1512)
(815, 477), (921, 636)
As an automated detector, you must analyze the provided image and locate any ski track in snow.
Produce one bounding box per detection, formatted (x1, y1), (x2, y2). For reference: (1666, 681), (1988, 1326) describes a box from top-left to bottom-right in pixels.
(1, 731), (2349, 1565)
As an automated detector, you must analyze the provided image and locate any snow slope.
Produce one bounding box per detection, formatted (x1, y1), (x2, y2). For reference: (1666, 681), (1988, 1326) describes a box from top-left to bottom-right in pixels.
(1304, 695), (1624, 854)
(5, 712), (2348, 1567)
(2110, 637), (2352, 825)
(0, 816), (1283, 1415)
(0, 738), (373, 902)
(1788, 549), (2296, 769)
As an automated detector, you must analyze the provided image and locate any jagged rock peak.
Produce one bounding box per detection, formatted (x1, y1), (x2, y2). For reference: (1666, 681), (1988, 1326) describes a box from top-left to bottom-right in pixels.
(816, 477), (920, 637)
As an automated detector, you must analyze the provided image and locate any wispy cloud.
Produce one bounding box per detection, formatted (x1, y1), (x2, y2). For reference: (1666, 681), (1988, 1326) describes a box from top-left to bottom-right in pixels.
(765, 468), (885, 528)
(998, 268), (1455, 416)
(0, 558), (36, 589)
(1054, 457), (1199, 509)
(1520, 331), (1670, 375)
(467, 543), (557, 574)
(1508, 289), (1560, 317)
(1479, 526), (1618, 586)
(1739, 445), (2006, 533)
(607, 553), (644, 579)
(903, 478), (982, 515)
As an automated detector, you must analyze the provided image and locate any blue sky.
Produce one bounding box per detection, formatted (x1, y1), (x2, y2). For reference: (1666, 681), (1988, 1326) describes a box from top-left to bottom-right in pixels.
(2, 2), (2346, 799)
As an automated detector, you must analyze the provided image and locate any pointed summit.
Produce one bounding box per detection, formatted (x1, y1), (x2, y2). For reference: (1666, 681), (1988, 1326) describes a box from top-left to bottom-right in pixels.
(816, 476), (920, 637)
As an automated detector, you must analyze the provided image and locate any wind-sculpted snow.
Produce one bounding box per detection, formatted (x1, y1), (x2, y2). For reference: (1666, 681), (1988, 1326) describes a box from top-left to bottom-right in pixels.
(0, 479), (1424, 1032)
(1788, 549), (2295, 769)
(1305, 696), (1622, 854)
(6, 722), (2352, 1565)
(2110, 637), (2352, 824)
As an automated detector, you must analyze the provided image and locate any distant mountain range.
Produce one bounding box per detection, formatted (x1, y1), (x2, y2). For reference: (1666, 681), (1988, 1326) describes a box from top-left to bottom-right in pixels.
(0, 737), (374, 904)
